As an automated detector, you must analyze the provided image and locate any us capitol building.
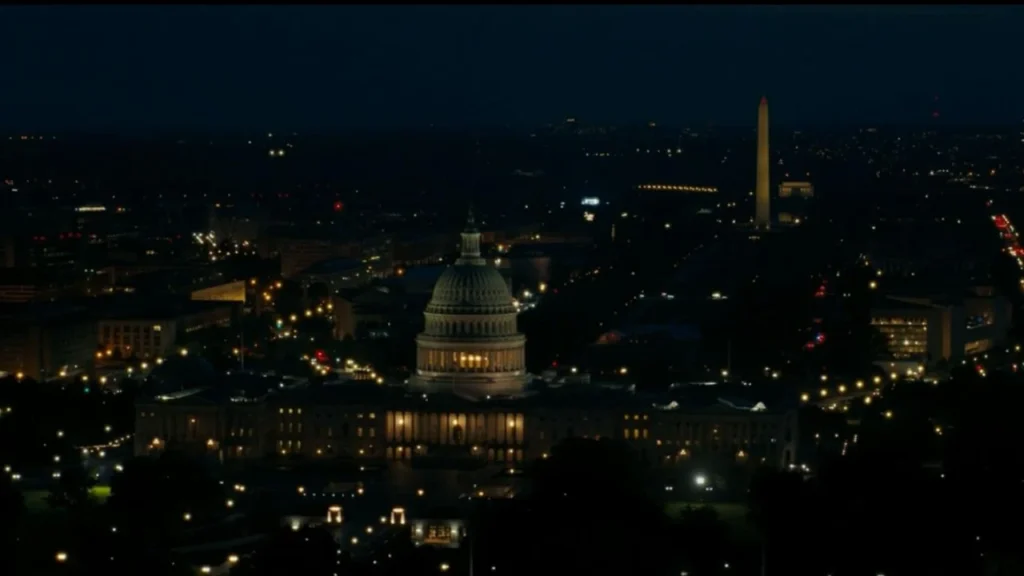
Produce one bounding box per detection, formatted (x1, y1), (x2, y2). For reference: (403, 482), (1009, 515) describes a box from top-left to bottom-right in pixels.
(410, 210), (528, 399)
(135, 213), (798, 475)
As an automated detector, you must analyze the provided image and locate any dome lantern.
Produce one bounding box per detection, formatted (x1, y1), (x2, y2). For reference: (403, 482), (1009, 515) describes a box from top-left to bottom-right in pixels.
(456, 208), (484, 265)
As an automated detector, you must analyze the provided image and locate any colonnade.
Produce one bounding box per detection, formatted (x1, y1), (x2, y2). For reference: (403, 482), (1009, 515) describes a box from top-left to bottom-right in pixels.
(416, 348), (525, 373)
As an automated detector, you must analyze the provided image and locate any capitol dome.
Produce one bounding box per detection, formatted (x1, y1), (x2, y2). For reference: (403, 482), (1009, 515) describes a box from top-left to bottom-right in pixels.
(411, 210), (527, 399)
(427, 262), (517, 315)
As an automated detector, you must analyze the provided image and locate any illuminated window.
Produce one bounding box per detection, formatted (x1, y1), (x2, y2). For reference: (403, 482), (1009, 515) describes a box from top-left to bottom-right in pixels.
(454, 352), (489, 369)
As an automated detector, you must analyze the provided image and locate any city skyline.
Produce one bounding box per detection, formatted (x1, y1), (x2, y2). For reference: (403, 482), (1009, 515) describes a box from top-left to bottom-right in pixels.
(1, 7), (1023, 576)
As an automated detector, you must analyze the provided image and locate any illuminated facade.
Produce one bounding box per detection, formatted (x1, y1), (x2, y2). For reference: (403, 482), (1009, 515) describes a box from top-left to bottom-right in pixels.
(190, 280), (247, 304)
(870, 289), (1011, 366)
(0, 305), (96, 381)
(778, 181), (814, 199)
(98, 304), (233, 359)
(135, 387), (798, 471)
(872, 315), (930, 360)
(635, 184), (718, 193)
(410, 211), (527, 399)
(754, 96), (771, 229)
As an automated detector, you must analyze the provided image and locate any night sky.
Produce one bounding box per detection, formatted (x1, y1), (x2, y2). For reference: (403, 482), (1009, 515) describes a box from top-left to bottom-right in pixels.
(2, 5), (1022, 131)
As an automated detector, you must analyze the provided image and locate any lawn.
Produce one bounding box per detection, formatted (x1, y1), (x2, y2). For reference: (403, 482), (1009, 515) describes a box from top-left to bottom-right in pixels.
(665, 501), (758, 543)
(23, 485), (112, 513)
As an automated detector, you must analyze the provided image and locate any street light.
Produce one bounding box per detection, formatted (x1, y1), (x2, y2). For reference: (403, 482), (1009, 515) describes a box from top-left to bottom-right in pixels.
(694, 474), (707, 487)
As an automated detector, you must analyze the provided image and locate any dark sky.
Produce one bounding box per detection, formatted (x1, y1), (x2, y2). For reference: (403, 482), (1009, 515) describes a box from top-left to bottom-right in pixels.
(1, 5), (1022, 131)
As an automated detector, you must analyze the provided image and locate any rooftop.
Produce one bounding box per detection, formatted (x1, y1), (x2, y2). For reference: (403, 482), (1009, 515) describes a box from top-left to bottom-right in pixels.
(140, 377), (794, 415)
(98, 296), (236, 320)
(0, 302), (93, 326)
(301, 257), (364, 276)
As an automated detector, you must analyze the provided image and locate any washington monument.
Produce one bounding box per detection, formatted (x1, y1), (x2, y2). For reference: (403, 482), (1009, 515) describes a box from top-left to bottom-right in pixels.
(754, 96), (770, 229)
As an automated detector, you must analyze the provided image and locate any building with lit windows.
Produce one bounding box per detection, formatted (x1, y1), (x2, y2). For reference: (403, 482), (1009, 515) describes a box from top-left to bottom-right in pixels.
(870, 286), (1011, 368)
(135, 381), (797, 475)
(98, 301), (234, 359)
(135, 211), (798, 488)
(0, 303), (96, 381)
(777, 181), (814, 199)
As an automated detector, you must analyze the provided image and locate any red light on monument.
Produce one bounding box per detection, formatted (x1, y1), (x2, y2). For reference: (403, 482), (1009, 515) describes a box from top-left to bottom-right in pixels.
(333, 201), (344, 212)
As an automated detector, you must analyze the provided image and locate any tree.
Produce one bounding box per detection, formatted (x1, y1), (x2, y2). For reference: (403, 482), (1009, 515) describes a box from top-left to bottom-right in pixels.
(476, 438), (677, 576)
(243, 526), (337, 576)
(676, 505), (730, 576)
(275, 280), (306, 314)
(108, 452), (226, 542)
(307, 282), (330, 303)
(0, 475), (24, 574)
(48, 460), (96, 510)
(100, 452), (228, 576)
(747, 467), (812, 575)
(941, 370), (1024, 574)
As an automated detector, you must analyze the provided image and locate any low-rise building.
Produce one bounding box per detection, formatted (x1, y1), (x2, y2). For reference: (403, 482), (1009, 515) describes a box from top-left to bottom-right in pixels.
(191, 280), (247, 304)
(0, 303), (96, 380)
(870, 285), (1011, 368)
(332, 286), (403, 340)
(134, 382), (798, 475)
(98, 300), (235, 359)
